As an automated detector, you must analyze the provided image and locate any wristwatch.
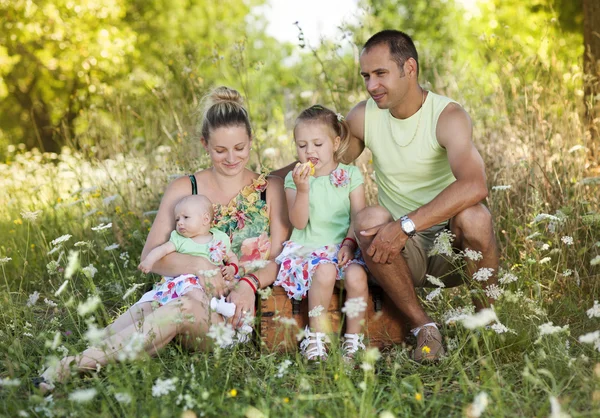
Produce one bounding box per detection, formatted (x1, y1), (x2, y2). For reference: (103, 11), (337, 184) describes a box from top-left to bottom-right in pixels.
(399, 215), (417, 238)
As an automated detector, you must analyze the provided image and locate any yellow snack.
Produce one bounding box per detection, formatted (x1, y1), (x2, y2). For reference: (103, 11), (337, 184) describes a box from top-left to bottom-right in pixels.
(296, 161), (315, 176)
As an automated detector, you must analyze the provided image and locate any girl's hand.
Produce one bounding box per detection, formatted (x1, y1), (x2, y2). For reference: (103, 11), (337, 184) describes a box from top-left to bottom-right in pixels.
(226, 281), (256, 329)
(292, 162), (311, 193)
(337, 245), (355, 267)
(221, 265), (236, 281)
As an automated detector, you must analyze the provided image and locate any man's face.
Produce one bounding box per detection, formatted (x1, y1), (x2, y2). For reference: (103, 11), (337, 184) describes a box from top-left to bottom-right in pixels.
(359, 43), (408, 110)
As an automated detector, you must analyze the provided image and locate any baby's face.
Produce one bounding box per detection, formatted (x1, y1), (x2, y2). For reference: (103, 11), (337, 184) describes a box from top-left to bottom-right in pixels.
(174, 201), (212, 238)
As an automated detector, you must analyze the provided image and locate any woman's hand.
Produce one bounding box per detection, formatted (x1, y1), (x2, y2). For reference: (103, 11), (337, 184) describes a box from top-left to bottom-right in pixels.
(337, 245), (355, 267)
(226, 281), (256, 329)
(202, 269), (230, 298)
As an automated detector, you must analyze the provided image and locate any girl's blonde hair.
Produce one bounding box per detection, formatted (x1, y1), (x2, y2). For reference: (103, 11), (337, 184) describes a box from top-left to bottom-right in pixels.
(198, 86), (251, 141)
(293, 105), (351, 163)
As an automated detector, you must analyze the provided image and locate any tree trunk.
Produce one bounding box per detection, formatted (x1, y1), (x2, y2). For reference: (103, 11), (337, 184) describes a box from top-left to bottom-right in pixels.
(583, 0), (599, 150)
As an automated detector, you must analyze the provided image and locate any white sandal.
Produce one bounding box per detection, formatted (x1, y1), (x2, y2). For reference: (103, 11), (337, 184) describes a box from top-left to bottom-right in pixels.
(300, 326), (329, 361)
(342, 333), (365, 359)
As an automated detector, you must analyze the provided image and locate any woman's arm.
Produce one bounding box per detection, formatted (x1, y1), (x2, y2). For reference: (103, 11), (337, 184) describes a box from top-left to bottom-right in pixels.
(140, 175), (224, 277)
(266, 175), (291, 260)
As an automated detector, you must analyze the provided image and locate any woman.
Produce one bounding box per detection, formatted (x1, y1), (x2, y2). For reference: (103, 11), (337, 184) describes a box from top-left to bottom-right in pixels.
(36, 86), (289, 391)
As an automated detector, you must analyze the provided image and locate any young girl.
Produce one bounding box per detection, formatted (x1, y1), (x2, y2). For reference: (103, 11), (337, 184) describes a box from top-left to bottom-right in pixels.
(275, 105), (369, 360)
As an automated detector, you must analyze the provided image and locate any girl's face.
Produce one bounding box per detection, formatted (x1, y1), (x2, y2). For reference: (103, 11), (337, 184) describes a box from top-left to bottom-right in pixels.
(203, 125), (251, 176)
(294, 122), (340, 174)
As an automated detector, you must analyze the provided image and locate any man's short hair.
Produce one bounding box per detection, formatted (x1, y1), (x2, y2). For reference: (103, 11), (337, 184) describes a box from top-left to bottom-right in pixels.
(363, 30), (419, 76)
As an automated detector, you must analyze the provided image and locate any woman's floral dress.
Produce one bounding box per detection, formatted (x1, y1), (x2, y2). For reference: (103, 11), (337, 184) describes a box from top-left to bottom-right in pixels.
(135, 174), (271, 307)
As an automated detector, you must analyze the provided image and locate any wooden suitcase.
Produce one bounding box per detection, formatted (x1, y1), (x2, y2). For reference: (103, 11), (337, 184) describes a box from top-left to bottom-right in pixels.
(257, 285), (407, 352)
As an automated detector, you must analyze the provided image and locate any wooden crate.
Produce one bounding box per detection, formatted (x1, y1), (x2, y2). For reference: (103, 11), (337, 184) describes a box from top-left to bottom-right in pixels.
(257, 285), (407, 352)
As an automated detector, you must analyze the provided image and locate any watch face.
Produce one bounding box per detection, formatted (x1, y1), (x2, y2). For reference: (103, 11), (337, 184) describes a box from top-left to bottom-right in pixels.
(403, 221), (415, 233)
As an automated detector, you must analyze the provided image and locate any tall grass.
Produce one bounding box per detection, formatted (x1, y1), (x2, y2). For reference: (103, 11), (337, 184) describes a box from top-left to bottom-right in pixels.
(1, 24), (599, 418)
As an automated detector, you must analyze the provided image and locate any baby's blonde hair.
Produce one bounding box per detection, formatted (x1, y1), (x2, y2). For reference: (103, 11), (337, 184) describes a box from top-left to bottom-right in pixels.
(175, 195), (213, 219)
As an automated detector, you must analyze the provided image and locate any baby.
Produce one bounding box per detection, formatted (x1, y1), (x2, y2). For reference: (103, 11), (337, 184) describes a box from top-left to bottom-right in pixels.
(137, 195), (251, 343)
(138, 194), (239, 281)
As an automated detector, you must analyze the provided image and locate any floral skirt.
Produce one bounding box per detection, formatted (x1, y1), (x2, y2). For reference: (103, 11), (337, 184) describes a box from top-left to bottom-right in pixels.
(274, 241), (367, 301)
(135, 274), (204, 307)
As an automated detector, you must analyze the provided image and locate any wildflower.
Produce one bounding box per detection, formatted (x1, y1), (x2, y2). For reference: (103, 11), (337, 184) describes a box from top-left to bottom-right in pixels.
(229, 389), (237, 397)
(578, 331), (600, 352)
(464, 248), (483, 261)
(0, 378), (21, 387)
(414, 393), (422, 401)
(443, 305), (475, 324)
(21, 210), (42, 221)
(91, 223), (112, 231)
(561, 236), (574, 246)
(465, 392), (489, 418)
(539, 257), (552, 264)
(490, 322), (514, 334)
(526, 232), (541, 240)
(64, 251), (80, 279)
(152, 377), (178, 397)
(123, 283), (144, 300)
(26, 291), (40, 307)
(0, 257), (12, 265)
(484, 284), (504, 300)
(533, 213), (559, 223)
(114, 393), (132, 404)
(498, 272), (518, 285)
(591, 255), (600, 266)
(276, 360), (293, 378)
(103, 194), (120, 205)
(50, 234), (72, 246)
(275, 316), (298, 327)
(207, 322), (236, 348)
(74, 241), (93, 248)
(44, 298), (58, 307)
(364, 347), (381, 363)
(13, 218), (23, 225)
(538, 322), (569, 337)
(473, 267), (494, 282)
(491, 185), (511, 191)
(562, 269), (573, 277)
(586, 301), (600, 319)
(54, 280), (69, 296)
(342, 297), (367, 318)
(361, 362), (373, 371)
(460, 309), (498, 329)
(47, 246), (61, 256)
(549, 396), (570, 418)
(426, 287), (442, 301)
(68, 388), (97, 403)
(428, 230), (456, 258)
(116, 332), (145, 361)
(308, 305), (324, 317)
(422, 345), (431, 354)
(426, 274), (445, 287)
(82, 264), (98, 279)
(104, 243), (120, 251)
(77, 295), (102, 316)
(257, 286), (273, 300)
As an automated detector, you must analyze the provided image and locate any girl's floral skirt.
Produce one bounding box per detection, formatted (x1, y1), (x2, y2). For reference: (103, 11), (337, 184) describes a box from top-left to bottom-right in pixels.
(135, 274), (204, 307)
(274, 241), (367, 300)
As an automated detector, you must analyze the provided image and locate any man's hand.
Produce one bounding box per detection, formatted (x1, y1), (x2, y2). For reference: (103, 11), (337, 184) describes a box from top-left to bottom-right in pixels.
(360, 221), (407, 264)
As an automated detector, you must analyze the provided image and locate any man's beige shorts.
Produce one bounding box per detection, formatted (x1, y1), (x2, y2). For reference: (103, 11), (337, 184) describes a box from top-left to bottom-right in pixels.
(402, 223), (464, 288)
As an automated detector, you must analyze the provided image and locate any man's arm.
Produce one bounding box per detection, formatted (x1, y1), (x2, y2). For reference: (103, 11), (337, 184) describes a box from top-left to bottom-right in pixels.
(407, 103), (488, 231)
(340, 101), (367, 164)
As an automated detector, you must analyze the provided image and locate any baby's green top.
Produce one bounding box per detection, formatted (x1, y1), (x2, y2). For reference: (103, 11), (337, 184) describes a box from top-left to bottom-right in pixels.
(284, 163), (363, 249)
(169, 227), (231, 265)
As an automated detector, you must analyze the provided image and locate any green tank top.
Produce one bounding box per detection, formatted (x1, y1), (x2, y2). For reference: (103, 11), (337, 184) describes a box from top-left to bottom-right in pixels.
(364, 91), (457, 220)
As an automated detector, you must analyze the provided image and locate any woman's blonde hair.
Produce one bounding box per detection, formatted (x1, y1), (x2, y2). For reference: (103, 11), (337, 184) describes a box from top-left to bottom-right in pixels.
(198, 86), (251, 141)
(294, 105), (351, 163)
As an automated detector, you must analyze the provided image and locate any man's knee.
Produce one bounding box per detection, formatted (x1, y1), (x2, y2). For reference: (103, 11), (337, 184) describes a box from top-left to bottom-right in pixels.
(453, 204), (494, 243)
(354, 206), (393, 242)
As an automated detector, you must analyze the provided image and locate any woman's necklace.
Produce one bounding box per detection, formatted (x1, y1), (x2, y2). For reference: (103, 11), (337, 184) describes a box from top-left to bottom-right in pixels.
(393, 89), (426, 148)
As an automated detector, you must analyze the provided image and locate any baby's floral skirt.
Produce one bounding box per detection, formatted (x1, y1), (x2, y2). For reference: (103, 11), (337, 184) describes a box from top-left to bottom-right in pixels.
(135, 274), (204, 306)
(274, 241), (367, 300)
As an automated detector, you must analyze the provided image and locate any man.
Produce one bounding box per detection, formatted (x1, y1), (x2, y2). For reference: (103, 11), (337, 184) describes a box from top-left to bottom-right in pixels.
(343, 30), (499, 362)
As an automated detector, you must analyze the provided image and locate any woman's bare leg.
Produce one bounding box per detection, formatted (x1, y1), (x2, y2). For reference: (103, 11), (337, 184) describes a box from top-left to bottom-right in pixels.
(104, 302), (155, 335)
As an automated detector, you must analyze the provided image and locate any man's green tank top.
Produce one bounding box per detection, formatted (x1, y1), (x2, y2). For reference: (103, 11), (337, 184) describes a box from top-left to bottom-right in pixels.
(364, 91), (457, 221)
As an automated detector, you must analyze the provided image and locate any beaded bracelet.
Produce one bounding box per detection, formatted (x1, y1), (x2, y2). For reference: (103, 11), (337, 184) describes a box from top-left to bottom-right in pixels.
(246, 273), (260, 289)
(239, 277), (257, 293)
(226, 262), (239, 276)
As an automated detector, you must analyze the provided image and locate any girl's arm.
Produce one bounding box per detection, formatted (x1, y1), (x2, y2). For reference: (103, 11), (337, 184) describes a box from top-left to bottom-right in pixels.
(140, 176), (224, 276)
(266, 175), (291, 260)
(138, 241), (177, 273)
(286, 164), (311, 230)
(338, 184), (367, 265)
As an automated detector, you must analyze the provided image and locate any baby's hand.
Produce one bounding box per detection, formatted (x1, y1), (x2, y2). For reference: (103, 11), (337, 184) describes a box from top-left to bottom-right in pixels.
(337, 245), (355, 267)
(138, 260), (153, 274)
(221, 264), (236, 281)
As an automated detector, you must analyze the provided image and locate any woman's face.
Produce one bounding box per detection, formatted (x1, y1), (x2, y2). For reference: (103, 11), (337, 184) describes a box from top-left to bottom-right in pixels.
(204, 125), (251, 175)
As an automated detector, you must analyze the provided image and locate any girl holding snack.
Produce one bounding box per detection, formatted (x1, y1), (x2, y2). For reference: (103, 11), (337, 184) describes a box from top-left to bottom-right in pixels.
(275, 105), (369, 360)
